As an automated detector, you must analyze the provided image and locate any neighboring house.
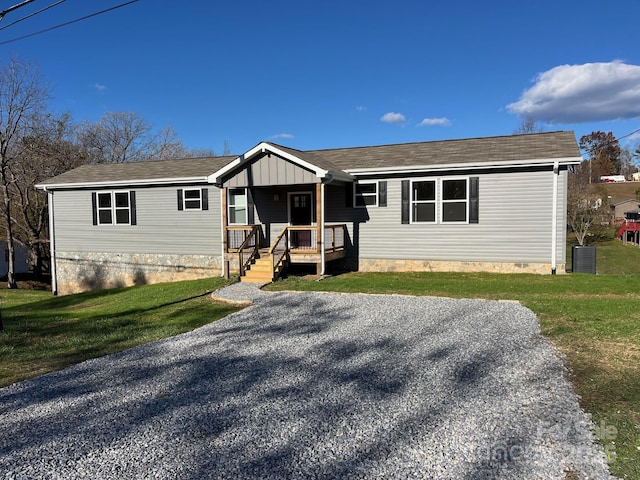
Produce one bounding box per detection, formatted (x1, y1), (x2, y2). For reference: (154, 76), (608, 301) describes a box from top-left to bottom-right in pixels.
(0, 239), (29, 278)
(611, 199), (640, 221)
(37, 131), (582, 295)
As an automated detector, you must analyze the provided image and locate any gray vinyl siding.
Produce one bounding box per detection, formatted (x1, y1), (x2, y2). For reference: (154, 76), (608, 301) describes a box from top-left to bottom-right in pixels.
(224, 154), (319, 187)
(53, 185), (221, 255)
(356, 170), (567, 264)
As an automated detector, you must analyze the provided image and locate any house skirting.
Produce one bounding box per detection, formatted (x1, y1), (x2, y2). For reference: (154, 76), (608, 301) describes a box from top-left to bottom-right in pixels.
(358, 258), (565, 275)
(54, 252), (222, 295)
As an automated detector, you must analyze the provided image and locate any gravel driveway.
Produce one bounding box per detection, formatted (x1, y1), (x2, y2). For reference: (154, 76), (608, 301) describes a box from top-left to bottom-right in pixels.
(0, 283), (614, 479)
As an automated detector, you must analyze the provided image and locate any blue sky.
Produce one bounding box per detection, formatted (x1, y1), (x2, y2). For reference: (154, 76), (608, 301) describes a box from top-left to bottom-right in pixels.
(1, 0), (639, 156)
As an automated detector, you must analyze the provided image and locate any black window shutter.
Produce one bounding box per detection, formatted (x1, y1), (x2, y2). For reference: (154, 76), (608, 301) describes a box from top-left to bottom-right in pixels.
(401, 180), (410, 224)
(177, 189), (183, 210)
(378, 181), (387, 207)
(345, 182), (354, 208)
(247, 188), (255, 224)
(91, 192), (98, 225)
(201, 188), (209, 210)
(129, 191), (137, 225)
(469, 177), (479, 224)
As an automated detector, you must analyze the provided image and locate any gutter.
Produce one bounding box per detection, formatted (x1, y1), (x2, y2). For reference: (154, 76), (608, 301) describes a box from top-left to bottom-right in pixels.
(345, 157), (583, 176)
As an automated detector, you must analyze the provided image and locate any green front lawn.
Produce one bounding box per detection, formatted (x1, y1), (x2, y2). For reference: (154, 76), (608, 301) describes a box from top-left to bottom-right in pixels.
(0, 277), (240, 388)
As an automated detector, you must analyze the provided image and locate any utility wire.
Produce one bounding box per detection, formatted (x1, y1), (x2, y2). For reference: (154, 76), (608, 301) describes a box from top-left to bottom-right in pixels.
(0, 0), (140, 45)
(0, 0), (66, 32)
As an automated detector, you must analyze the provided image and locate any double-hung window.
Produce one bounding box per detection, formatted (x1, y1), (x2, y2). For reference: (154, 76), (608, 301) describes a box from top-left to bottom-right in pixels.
(93, 191), (135, 226)
(354, 182), (378, 207)
(403, 177), (478, 224)
(411, 180), (436, 223)
(441, 179), (468, 223)
(183, 189), (202, 210)
(228, 188), (248, 225)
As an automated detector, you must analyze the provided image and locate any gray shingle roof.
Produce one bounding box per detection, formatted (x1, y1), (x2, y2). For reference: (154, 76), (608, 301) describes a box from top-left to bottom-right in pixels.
(304, 131), (581, 170)
(37, 156), (235, 187)
(38, 131), (581, 188)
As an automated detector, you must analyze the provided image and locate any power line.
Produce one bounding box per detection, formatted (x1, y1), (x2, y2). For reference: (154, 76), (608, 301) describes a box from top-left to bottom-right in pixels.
(0, 0), (141, 45)
(0, 0), (66, 33)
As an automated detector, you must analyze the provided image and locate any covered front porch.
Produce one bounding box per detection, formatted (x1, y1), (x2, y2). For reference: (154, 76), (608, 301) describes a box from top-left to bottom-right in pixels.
(211, 143), (355, 282)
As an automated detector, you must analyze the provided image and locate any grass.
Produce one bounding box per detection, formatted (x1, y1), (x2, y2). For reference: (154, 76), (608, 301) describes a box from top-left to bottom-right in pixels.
(0, 277), (240, 388)
(266, 240), (640, 479)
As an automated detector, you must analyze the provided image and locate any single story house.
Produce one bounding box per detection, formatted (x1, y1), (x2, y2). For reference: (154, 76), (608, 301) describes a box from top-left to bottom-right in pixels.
(611, 199), (640, 221)
(37, 131), (582, 295)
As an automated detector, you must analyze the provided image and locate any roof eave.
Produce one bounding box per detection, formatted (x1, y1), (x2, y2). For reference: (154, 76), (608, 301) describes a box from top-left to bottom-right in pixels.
(345, 156), (583, 176)
(36, 176), (210, 191)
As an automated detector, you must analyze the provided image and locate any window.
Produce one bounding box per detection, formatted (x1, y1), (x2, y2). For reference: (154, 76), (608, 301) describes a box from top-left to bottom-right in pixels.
(228, 188), (247, 224)
(93, 191), (135, 226)
(441, 179), (468, 222)
(411, 180), (436, 223)
(354, 182), (378, 207)
(177, 188), (209, 211)
(402, 177), (478, 225)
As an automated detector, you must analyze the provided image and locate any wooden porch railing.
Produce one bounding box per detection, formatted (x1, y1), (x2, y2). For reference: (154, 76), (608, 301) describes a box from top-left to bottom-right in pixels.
(226, 225), (261, 251)
(236, 225), (263, 276)
(269, 226), (290, 281)
(324, 224), (346, 253)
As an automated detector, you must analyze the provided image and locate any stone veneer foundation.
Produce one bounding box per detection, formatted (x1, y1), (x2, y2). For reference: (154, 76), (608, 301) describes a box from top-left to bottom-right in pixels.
(358, 258), (564, 275)
(54, 252), (222, 295)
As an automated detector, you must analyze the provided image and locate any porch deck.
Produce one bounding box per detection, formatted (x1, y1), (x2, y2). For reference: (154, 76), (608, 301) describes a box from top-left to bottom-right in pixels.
(224, 224), (347, 282)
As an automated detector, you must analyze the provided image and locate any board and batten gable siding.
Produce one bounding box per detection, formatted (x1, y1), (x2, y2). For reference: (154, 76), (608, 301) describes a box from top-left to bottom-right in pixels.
(356, 169), (568, 264)
(223, 153), (319, 187)
(52, 185), (221, 255)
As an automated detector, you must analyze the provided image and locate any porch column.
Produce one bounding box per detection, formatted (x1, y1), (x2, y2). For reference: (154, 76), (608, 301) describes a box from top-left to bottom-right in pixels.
(316, 182), (323, 275)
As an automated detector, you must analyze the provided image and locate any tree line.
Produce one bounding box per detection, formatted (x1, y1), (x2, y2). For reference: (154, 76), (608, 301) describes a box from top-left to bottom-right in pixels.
(0, 57), (225, 290)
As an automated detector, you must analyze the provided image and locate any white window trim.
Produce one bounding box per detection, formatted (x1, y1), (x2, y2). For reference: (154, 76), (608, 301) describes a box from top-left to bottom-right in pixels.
(354, 181), (378, 208)
(97, 190), (132, 226)
(182, 188), (203, 211)
(440, 177), (470, 224)
(227, 187), (248, 225)
(409, 179), (437, 224)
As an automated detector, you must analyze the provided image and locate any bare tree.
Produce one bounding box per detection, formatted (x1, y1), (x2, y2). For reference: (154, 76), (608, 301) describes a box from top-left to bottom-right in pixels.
(567, 163), (611, 245)
(513, 117), (546, 135)
(0, 57), (48, 289)
(79, 111), (197, 163)
(10, 112), (86, 278)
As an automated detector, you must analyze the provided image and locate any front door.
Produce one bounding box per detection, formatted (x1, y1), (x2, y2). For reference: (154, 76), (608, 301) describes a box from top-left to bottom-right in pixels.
(289, 192), (313, 248)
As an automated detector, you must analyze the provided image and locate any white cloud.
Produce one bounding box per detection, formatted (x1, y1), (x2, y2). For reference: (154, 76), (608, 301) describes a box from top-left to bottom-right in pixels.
(418, 117), (452, 127)
(356, 105), (367, 112)
(93, 83), (107, 93)
(380, 112), (406, 124)
(269, 133), (294, 140)
(507, 61), (640, 123)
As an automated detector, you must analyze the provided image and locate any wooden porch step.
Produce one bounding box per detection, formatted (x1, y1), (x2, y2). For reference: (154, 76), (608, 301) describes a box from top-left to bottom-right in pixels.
(241, 255), (274, 283)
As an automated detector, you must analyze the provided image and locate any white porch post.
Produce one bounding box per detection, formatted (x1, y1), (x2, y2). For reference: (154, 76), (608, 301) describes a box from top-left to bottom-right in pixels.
(47, 190), (58, 295)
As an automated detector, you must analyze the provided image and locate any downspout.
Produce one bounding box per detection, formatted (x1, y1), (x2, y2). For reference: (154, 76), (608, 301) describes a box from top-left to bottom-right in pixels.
(551, 161), (559, 275)
(320, 182), (325, 275)
(46, 189), (58, 295)
(220, 187), (226, 278)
